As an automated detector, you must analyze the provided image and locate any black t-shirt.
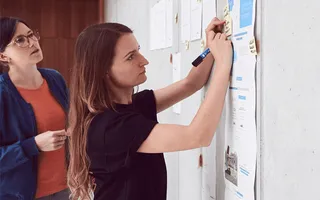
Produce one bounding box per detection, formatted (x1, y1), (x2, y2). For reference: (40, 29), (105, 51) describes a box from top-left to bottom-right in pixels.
(87, 90), (167, 200)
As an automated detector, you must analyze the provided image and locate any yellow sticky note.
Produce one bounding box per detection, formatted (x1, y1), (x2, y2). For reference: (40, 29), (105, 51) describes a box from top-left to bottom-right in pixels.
(224, 4), (230, 18)
(225, 16), (233, 36)
(224, 4), (232, 36)
(200, 39), (206, 51)
(185, 40), (190, 50)
(249, 38), (257, 55)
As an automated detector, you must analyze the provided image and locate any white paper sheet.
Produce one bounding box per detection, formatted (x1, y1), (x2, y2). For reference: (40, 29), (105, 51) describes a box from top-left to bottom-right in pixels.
(202, 0), (217, 42)
(149, 0), (172, 50)
(223, 0), (257, 199)
(190, 0), (202, 41)
(180, 0), (191, 43)
(165, 0), (174, 48)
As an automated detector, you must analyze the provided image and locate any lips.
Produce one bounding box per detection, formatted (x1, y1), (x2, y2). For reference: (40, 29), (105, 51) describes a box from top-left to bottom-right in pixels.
(31, 49), (39, 55)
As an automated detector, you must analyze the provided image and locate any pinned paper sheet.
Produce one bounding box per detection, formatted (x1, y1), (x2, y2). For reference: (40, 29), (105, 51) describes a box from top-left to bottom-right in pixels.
(249, 38), (257, 55)
(149, 0), (173, 50)
(202, 0), (217, 42)
(190, 0), (202, 41)
(181, 0), (191, 42)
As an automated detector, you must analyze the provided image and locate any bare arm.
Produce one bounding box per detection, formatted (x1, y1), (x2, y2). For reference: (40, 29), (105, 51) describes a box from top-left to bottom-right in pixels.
(154, 54), (214, 113)
(154, 18), (225, 113)
(138, 31), (232, 153)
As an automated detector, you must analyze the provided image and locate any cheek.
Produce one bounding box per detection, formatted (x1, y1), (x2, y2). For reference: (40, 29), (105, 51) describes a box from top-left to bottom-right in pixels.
(8, 49), (26, 61)
(111, 64), (138, 86)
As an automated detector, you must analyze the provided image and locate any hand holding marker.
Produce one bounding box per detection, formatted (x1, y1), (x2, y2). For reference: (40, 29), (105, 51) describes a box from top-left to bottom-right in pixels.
(192, 20), (234, 67)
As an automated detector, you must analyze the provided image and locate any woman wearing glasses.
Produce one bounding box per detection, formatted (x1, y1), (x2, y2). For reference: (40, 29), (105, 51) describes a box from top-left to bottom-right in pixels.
(0, 17), (69, 200)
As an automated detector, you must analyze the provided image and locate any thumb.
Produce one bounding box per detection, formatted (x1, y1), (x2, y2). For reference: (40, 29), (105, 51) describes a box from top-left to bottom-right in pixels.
(207, 30), (216, 42)
(66, 128), (72, 137)
(212, 20), (225, 26)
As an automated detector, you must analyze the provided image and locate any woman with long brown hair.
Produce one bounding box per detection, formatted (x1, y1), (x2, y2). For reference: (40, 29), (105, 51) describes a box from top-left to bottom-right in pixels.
(68, 17), (233, 200)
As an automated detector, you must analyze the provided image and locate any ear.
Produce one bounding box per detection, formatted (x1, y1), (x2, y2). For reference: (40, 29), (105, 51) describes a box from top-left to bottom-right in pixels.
(0, 53), (10, 63)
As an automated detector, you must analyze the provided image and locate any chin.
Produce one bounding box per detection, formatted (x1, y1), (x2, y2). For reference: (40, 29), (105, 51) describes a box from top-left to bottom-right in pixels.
(34, 54), (44, 64)
(140, 75), (147, 84)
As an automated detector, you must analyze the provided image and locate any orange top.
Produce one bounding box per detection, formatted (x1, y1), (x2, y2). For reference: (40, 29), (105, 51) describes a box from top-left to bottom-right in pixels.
(17, 79), (68, 198)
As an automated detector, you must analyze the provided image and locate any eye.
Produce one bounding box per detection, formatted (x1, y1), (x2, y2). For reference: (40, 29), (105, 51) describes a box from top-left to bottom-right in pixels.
(127, 54), (134, 60)
(28, 33), (35, 39)
(15, 36), (27, 44)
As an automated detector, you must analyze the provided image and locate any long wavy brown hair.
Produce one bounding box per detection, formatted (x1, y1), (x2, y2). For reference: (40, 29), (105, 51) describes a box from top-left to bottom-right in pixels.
(67, 23), (133, 200)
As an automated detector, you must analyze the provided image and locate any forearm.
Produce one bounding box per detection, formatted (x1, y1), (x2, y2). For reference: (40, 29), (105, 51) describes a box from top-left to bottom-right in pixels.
(189, 65), (230, 146)
(0, 137), (39, 173)
(185, 52), (214, 90)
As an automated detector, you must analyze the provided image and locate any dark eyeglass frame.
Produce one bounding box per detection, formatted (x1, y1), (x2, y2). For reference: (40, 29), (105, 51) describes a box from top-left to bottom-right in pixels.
(6, 30), (40, 48)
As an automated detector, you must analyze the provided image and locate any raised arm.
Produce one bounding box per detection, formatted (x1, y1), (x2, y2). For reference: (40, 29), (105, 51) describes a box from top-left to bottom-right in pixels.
(139, 31), (233, 153)
(154, 18), (225, 113)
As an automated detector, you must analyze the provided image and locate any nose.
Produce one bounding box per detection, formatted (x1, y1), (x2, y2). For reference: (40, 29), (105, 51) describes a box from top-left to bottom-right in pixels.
(139, 53), (149, 66)
(28, 38), (37, 48)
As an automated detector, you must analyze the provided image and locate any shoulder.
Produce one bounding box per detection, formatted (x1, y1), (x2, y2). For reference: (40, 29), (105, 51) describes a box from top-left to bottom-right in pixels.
(133, 89), (157, 120)
(38, 68), (65, 84)
(89, 108), (153, 134)
(0, 74), (10, 100)
(133, 89), (155, 102)
(90, 109), (128, 128)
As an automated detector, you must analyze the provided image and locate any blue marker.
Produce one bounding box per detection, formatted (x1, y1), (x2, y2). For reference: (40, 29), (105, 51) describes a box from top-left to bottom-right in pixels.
(192, 48), (211, 67)
(192, 42), (234, 68)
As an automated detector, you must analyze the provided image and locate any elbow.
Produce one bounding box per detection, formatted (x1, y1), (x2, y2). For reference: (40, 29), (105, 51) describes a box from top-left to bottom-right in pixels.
(199, 136), (212, 147)
(188, 122), (216, 149)
(188, 128), (213, 148)
(197, 128), (216, 147)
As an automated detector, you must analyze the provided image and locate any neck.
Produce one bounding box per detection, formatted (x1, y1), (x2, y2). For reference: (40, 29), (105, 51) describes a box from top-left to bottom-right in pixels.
(8, 65), (43, 89)
(110, 86), (134, 105)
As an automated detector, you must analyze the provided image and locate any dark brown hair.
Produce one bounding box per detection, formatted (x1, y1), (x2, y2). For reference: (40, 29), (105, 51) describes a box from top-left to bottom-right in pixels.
(67, 22), (132, 199)
(0, 17), (29, 73)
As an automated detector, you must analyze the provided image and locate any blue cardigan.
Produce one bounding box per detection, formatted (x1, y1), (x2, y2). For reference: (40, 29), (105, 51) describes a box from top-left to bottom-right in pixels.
(0, 68), (69, 199)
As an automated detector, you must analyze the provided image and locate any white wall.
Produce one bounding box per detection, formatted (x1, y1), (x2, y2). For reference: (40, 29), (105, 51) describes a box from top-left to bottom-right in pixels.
(105, 0), (320, 200)
(257, 0), (320, 199)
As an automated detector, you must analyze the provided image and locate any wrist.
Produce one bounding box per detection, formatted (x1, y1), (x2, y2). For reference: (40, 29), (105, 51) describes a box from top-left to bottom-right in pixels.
(213, 64), (231, 77)
(34, 136), (41, 151)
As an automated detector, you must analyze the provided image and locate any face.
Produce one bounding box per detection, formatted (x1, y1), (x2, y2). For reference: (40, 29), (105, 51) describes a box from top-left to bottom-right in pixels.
(108, 33), (149, 88)
(0, 22), (43, 68)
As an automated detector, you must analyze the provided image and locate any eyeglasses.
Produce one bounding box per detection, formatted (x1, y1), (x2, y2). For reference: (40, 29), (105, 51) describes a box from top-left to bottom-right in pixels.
(7, 30), (40, 48)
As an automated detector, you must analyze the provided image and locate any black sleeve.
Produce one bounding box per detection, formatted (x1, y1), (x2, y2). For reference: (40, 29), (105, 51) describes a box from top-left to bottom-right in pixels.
(104, 112), (157, 154)
(133, 90), (157, 121)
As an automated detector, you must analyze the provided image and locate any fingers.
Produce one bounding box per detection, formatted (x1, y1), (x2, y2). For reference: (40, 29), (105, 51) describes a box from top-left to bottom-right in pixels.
(215, 33), (222, 40)
(54, 140), (65, 149)
(213, 33), (228, 41)
(220, 33), (227, 41)
(53, 135), (67, 142)
(207, 30), (216, 41)
(52, 129), (67, 136)
(206, 17), (225, 33)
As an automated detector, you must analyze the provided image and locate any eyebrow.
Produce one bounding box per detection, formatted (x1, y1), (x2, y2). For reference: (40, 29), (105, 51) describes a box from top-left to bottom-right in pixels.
(14, 30), (32, 38)
(123, 45), (141, 59)
(123, 49), (136, 59)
